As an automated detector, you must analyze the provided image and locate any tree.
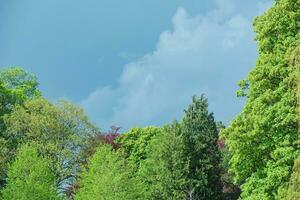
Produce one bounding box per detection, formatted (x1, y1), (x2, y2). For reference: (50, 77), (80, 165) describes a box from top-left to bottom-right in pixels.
(81, 125), (121, 165)
(119, 96), (222, 200)
(1, 143), (60, 200)
(181, 95), (222, 200)
(117, 126), (161, 170)
(137, 122), (188, 200)
(0, 67), (41, 187)
(0, 67), (40, 127)
(74, 145), (142, 200)
(222, 0), (300, 199)
(2, 98), (98, 190)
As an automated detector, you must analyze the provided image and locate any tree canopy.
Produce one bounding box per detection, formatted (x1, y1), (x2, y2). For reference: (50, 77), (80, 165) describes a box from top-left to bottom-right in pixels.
(222, 0), (300, 199)
(0, 67), (41, 187)
(2, 98), (98, 189)
(0, 1), (299, 199)
(130, 95), (223, 200)
(1, 143), (60, 200)
(74, 145), (142, 200)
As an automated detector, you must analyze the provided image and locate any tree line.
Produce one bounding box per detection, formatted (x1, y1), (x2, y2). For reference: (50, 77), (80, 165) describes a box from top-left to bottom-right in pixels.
(0, 0), (299, 199)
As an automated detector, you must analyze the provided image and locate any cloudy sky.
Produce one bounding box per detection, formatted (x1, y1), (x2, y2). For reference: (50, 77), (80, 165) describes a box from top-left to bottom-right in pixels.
(0, 0), (273, 130)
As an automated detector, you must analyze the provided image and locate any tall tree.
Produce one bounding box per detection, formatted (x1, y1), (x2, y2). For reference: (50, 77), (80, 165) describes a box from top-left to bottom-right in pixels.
(181, 95), (222, 199)
(122, 96), (222, 199)
(1, 143), (60, 200)
(0, 67), (40, 187)
(74, 145), (142, 200)
(222, 0), (300, 199)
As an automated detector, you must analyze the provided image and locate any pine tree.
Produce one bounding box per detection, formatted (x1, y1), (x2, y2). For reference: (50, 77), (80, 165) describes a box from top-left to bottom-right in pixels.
(181, 95), (222, 200)
(138, 96), (222, 199)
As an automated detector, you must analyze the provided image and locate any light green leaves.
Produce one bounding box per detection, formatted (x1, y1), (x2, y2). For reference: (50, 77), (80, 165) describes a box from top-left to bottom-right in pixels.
(74, 145), (141, 200)
(222, 0), (300, 199)
(1, 144), (60, 200)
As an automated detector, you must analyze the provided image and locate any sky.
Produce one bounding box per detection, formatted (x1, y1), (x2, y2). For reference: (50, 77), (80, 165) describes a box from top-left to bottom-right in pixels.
(0, 0), (273, 131)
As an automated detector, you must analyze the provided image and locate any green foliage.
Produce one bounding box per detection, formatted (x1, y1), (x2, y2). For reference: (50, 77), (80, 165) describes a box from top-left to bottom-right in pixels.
(1, 2), (299, 197)
(2, 98), (98, 188)
(275, 156), (300, 200)
(181, 95), (222, 199)
(74, 145), (141, 200)
(222, 0), (300, 199)
(136, 96), (222, 200)
(286, 156), (300, 200)
(0, 67), (40, 122)
(0, 67), (41, 187)
(290, 43), (300, 124)
(1, 143), (60, 200)
(117, 126), (161, 169)
(0, 138), (8, 187)
(137, 122), (188, 199)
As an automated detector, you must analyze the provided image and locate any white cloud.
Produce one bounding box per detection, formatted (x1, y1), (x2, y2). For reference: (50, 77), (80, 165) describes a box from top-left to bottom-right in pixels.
(81, 0), (272, 130)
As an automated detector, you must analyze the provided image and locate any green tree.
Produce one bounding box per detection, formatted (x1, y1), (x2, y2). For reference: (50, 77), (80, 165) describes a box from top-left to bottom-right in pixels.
(0, 67), (40, 187)
(74, 145), (141, 200)
(122, 96), (222, 200)
(222, 0), (300, 199)
(0, 67), (40, 125)
(2, 98), (98, 190)
(137, 122), (188, 200)
(1, 143), (60, 200)
(181, 95), (222, 200)
(117, 126), (161, 170)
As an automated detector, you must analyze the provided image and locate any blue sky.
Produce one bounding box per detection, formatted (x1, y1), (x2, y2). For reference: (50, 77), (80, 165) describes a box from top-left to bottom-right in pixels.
(0, 0), (273, 130)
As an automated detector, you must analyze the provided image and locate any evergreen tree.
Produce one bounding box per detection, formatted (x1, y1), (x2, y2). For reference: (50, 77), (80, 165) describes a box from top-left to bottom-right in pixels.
(136, 96), (222, 199)
(181, 95), (222, 200)
(1, 144), (60, 200)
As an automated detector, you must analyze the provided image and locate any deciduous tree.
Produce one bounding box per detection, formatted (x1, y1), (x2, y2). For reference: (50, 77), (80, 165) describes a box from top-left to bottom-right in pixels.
(3, 98), (98, 190)
(74, 145), (141, 200)
(222, 0), (300, 199)
(0, 67), (41, 187)
(1, 143), (60, 200)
